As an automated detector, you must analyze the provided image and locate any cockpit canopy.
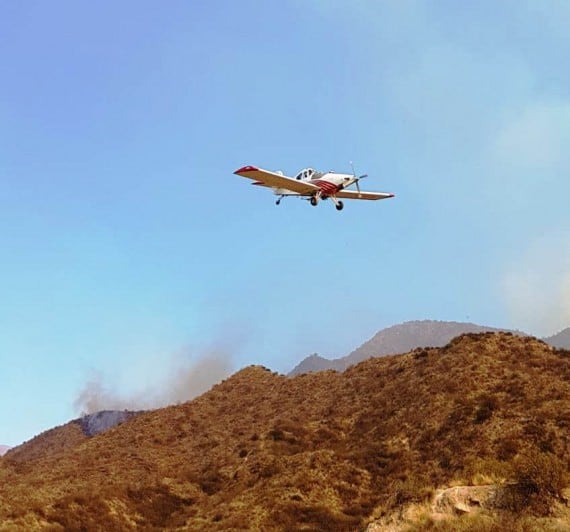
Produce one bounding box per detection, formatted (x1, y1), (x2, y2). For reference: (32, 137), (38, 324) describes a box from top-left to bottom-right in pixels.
(295, 168), (316, 180)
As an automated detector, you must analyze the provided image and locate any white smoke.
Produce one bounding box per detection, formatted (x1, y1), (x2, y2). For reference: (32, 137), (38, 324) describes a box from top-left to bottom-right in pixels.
(74, 346), (235, 415)
(502, 235), (570, 337)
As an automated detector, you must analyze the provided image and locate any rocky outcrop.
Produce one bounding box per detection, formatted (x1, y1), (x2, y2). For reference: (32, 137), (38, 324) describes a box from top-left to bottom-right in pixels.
(432, 485), (499, 515)
(366, 485), (499, 531)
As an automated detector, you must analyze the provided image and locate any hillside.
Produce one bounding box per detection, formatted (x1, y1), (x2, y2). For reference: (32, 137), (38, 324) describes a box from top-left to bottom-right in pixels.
(289, 320), (523, 375)
(0, 445), (10, 456)
(4, 410), (140, 464)
(1, 333), (570, 530)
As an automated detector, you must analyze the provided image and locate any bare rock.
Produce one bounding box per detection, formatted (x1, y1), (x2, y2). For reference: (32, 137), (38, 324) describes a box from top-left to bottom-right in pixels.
(433, 485), (497, 515)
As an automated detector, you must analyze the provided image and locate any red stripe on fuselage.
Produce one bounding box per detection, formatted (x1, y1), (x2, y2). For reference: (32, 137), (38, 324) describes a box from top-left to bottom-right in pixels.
(313, 180), (339, 195)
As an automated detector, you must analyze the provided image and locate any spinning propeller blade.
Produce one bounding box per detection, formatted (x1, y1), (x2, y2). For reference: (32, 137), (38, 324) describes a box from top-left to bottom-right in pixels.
(350, 162), (369, 194)
(356, 174), (367, 194)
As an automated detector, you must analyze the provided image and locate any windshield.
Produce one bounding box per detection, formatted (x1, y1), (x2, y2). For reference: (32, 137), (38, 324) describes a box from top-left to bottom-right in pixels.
(294, 168), (316, 180)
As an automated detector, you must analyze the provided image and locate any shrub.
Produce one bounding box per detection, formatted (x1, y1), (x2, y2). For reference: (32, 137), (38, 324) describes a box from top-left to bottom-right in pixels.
(270, 503), (359, 532)
(389, 475), (433, 507)
(473, 395), (499, 424)
(496, 435), (519, 461)
(505, 449), (568, 516)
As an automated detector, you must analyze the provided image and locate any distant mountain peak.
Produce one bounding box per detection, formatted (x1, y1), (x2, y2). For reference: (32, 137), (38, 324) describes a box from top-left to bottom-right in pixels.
(544, 327), (570, 349)
(288, 353), (332, 376)
(0, 445), (10, 456)
(289, 320), (525, 376)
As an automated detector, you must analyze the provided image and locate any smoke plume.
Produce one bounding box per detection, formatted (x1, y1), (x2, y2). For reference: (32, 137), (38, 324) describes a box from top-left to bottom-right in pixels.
(74, 346), (234, 415)
(502, 234), (570, 337)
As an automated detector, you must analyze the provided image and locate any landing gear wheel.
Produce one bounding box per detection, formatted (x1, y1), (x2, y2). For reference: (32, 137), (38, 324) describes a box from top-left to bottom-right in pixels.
(310, 196), (318, 207)
(335, 201), (344, 211)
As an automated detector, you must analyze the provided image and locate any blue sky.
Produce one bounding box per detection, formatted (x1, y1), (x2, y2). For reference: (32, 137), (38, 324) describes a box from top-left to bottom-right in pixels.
(1, 1), (569, 446)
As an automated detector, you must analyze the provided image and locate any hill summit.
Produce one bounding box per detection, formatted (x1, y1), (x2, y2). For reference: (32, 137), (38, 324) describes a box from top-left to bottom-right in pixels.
(1, 332), (570, 530)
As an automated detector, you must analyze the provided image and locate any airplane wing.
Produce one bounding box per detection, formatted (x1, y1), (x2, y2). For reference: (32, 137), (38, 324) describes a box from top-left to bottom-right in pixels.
(234, 166), (319, 195)
(336, 190), (395, 201)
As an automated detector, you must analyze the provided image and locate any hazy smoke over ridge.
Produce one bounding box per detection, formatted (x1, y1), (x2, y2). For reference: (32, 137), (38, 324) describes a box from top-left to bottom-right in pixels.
(74, 347), (234, 415)
(502, 234), (570, 337)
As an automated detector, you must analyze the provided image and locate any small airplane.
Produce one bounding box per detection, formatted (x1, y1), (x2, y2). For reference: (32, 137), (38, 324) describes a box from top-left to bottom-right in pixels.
(234, 164), (394, 211)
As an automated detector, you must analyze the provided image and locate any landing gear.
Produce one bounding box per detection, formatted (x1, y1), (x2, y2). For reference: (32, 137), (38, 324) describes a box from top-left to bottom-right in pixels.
(330, 196), (344, 211)
(308, 192), (343, 210)
(275, 195), (284, 206)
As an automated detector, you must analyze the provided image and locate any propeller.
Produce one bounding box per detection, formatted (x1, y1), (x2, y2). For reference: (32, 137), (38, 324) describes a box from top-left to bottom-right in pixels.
(355, 175), (367, 194)
(350, 161), (367, 194)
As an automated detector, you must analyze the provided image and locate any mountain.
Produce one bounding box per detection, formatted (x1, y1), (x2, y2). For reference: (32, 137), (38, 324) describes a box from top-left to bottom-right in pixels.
(289, 320), (524, 375)
(1, 332), (569, 530)
(544, 327), (570, 349)
(0, 445), (10, 456)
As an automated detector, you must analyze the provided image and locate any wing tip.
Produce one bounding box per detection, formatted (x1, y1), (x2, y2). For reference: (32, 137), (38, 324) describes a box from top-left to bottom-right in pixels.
(234, 165), (259, 175)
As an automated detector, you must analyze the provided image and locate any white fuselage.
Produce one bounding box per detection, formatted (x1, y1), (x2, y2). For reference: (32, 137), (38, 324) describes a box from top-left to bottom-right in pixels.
(274, 168), (356, 197)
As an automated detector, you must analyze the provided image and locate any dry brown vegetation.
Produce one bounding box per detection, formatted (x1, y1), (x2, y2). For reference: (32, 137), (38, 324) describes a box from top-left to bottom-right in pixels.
(1, 332), (570, 530)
